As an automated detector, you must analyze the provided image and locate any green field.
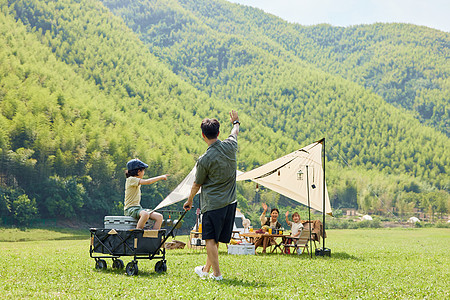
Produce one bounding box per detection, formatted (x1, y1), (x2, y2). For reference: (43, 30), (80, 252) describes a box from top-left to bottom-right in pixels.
(0, 228), (448, 299)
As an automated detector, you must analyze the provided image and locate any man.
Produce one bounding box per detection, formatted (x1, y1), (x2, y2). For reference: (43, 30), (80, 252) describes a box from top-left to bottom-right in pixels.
(183, 110), (240, 281)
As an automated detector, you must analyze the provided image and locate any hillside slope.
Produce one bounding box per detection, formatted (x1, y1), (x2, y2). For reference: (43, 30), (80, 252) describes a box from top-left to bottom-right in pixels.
(178, 0), (450, 137)
(1, 0), (295, 223)
(101, 0), (449, 191)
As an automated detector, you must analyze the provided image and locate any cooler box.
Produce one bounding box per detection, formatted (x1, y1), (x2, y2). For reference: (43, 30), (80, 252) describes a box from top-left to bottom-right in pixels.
(227, 244), (255, 255)
(90, 228), (165, 255)
(104, 216), (153, 230)
(315, 247), (331, 257)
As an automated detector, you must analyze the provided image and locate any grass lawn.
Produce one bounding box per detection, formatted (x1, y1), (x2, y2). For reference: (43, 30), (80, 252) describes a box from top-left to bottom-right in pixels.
(0, 228), (448, 299)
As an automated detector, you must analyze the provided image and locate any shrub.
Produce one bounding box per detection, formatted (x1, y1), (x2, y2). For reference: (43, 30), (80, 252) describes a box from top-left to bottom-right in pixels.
(435, 222), (450, 228)
(358, 220), (371, 228)
(11, 194), (39, 226)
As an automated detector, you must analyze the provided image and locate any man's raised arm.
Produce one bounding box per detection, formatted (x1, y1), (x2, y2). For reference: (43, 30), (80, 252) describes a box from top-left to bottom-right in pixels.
(229, 110), (239, 136)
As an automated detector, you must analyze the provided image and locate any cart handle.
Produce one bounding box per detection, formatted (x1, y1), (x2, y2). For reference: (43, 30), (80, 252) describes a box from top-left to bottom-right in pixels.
(149, 210), (188, 260)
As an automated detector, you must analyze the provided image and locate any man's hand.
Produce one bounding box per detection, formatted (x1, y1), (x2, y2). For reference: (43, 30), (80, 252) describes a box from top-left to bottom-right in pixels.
(229, 110), (239, 123)
(285, 211), (289, 217)
(184, 182), (201, 211)
(183, 200), (193, 211)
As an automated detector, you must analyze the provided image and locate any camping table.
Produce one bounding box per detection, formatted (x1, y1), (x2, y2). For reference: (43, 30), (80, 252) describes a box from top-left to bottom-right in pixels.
(188, 231), (205, 250)
(240, 233), (288, 254)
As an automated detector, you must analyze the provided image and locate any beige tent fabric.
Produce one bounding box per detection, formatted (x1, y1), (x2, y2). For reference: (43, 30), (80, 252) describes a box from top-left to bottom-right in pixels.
(152, 166), (200, 212)
(236, 141), (332, 215)
(152, 167), (243, 212)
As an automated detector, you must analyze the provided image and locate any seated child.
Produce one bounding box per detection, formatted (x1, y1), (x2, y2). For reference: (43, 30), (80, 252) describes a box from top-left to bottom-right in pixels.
(124, 158), (168, 230)
(284, 211), (304, 254)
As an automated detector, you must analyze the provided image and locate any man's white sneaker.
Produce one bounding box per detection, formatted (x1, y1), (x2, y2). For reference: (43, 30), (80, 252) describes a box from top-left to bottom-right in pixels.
(209, 273), (223, 281)
(194, 266), (208, 279)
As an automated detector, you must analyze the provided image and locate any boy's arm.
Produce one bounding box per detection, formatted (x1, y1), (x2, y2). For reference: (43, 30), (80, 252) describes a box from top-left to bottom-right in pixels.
(140, 174), (168, 185)
(183, 182), (201, 211)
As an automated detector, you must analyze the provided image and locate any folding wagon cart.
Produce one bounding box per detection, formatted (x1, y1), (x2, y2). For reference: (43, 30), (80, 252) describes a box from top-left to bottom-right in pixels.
(90, 210), (186, 276)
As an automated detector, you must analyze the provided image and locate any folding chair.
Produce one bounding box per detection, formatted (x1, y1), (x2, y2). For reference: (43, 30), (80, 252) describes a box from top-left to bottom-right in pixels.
(302, 221), (319, 249)
(281, 229), (312, 255)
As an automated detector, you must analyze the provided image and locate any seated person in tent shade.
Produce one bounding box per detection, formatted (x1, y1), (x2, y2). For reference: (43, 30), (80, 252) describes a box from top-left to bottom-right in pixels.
(260, 203), (281, 228)
(285, 211), (304, 238)
(123, 158), (168, 230)
(254, 203), (281, 253)
(284, 211), (304, 254)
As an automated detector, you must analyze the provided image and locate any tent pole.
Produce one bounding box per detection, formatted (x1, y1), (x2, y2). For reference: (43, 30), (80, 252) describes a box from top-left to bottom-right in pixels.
(306, 165), (312, 258)
(323, 138), (326, 250)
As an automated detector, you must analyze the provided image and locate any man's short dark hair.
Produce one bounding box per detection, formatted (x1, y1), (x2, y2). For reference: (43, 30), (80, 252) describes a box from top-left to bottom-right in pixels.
(201, 118), (220, 139)
(271, 208), (279, 214)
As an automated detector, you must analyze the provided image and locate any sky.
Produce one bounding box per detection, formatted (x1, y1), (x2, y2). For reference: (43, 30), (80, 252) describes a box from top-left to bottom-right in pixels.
(227, 0), (450, 32)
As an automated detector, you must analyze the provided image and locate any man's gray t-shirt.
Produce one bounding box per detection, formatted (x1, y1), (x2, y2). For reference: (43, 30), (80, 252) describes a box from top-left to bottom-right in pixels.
(195, 133), (237, 213)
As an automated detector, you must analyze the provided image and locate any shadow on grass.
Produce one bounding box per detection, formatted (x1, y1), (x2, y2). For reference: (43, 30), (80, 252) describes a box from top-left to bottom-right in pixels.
(166, 250), (208, 256)
(93, 268), (266, 286)
(54, 235), (90, 240)
(164, 250), (362, 261)
(93, 267), (168, 278)
(51, 228), (90, 240)
(0, 227), (91, 242)
(216, 278), (267, 287)
(325, 251), (362, 260)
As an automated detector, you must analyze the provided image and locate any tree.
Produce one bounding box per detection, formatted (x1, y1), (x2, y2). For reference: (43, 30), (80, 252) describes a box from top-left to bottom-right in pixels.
(11, 194), (38, 226)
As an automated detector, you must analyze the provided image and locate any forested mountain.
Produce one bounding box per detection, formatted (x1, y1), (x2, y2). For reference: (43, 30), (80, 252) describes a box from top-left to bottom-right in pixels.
(0, 0), (295, 226)
(171, 0), (450, 137)
(101, 1), (449, 208)
(0, 0), (448, 226)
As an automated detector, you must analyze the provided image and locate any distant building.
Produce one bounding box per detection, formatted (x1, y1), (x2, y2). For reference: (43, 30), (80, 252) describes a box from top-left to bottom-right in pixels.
(341, 208), (357, 216)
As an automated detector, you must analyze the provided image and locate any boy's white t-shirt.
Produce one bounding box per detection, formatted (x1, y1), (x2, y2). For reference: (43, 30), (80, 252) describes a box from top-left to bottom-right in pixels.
(291, 222), (304, 236)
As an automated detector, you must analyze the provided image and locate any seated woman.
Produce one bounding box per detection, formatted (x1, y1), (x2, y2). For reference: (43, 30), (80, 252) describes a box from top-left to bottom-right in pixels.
(254, 203), (281, 253)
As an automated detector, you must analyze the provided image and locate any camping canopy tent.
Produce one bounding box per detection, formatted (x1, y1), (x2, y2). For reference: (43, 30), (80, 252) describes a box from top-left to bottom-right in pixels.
(237, 139), (331, 215)
(237, 139), (331, 256)
(153, 139), (331, 254)
(361, 215), (373, 221)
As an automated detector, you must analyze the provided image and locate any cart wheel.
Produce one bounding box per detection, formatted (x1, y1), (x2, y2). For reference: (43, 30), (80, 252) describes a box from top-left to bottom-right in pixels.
(95, 259), (107, 270)
(155, 260), (167, 273)
(112, 259), (124, 270)
(126, 261), (139, 276)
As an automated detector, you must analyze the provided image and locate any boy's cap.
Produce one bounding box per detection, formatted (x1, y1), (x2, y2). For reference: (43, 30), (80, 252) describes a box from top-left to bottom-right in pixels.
(126, 159), (148, 171)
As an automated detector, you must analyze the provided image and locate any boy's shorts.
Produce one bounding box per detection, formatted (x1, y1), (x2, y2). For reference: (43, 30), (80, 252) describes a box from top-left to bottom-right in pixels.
(202, 202), (237, 243)
(124, 206), (144, 219)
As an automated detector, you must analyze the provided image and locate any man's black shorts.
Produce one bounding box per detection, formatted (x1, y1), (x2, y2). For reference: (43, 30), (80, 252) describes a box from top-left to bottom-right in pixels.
(202, 202), (237, 243)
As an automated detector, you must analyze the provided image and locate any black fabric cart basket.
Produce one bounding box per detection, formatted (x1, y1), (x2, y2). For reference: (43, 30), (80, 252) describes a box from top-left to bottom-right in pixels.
(90, 228), (168, 276)
(91, 228), (165, 255)
(89, 210), (186, 276)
